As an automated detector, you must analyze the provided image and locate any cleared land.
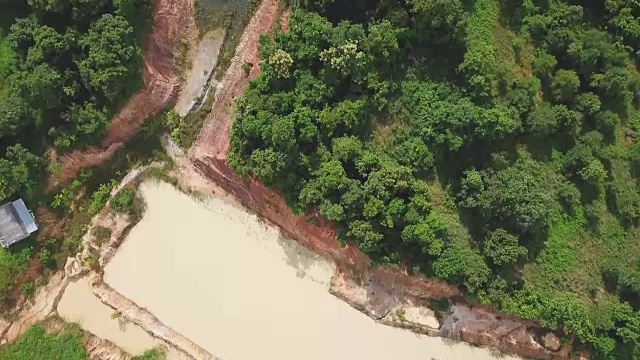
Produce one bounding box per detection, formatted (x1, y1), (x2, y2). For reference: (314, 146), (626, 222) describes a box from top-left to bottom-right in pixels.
(104, 181), (518, 360)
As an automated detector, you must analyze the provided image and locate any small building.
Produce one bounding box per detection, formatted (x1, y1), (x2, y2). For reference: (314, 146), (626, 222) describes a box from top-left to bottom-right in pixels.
(0, 199), (38, 248)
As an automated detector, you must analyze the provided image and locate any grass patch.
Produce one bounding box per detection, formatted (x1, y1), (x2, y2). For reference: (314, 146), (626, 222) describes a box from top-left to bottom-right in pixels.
(91, 226), (112, 246)
(0, 324), (87, 360)
(171, 94), (214, 149)
(0, 32), (18, 96)
(494, 24), (532, 80)
(523, 210), (586, 295)
(0, 245), (32, 304)
(130, 347), (168, 360)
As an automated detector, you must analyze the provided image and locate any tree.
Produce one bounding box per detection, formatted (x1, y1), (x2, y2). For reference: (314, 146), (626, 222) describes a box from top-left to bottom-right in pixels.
(526, 104), (558, 136)
(320, 200), (345, 221)
(28, 0), (68, 13)
(25, 25), (70, 67)
(393, 136), (433, 173)
(575, 92), (601, 116)
(8, 18), (39, 56)
(408, 0), (464, 44)
(331, 136), (362, 162)
(578, 159), (607, 192)
(608, 179), (640, 223)
(320, 39), (368, 79)
(484, 228), (527, 266)
(532, 51), (557, 80)
(54, 102), (109, 149)
(316, 99), (366, 135)
(409, 212), (449, 256)
(78, 13), (138, 102)
(249, 148), (286, 185)
(550, 69), (580, 103)
(366, 20), (402, 63)
(0, 94), (29, 137)
(267, 49), (293, 78)
(590, 67), (634, 116)
(433, 245), (491, 292)
(0, 144), (44, 201)
(506, 77), (540, 118)
(70, 0), (110, 21)
(12, 63), (62, 110)
(347, 220), (383, 252)
(299, 159), (350, 206)
(460, 159), (553, 236)
(605, 0), (640, 50)
(270, 115), (296, 152)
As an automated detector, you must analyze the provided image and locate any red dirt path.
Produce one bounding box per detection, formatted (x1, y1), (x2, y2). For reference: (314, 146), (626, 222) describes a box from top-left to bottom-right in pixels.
(48, 0), (197, 190)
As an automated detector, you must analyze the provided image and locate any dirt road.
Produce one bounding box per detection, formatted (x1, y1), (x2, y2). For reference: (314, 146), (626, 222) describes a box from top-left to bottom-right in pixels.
(188, 0), (281, 161)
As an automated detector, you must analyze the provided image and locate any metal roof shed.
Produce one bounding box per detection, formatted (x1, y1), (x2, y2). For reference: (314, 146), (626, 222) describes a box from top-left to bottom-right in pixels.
(0, 199), (38, 248)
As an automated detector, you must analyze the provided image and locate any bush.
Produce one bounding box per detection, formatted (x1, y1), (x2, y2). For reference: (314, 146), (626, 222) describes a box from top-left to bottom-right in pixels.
(19, 280), (36, 298)
(88, 180), (117, 215)
(38, 248), (52, 267)
(91, 226), (112, 246)
(110, 188), (136, 214)
(0, 324), (87, 360)
(131, 347), (167, 360)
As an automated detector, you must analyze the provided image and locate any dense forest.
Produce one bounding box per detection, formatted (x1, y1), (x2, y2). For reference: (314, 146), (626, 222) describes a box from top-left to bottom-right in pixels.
(0, 0), (149, 304)
(229, 0), (640, 358)
(0, 0), (149, 202)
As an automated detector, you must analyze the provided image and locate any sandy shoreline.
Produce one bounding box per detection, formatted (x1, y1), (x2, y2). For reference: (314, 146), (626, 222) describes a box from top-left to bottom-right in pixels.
(57, 277), (161, 356)
(57, 264), (191, 360)
(104, 181), (519, 360)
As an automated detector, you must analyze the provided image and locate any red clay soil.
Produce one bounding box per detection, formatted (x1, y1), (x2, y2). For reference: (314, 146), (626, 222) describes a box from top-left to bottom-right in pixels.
(48, 0), (197, 190)
(189, 0), (282, 161)
(188, 1), (573, 359)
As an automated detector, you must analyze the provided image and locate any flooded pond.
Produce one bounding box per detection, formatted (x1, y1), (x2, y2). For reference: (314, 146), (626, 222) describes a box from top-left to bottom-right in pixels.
(104, 181), (519, 360)
(57, 277), (188, 359)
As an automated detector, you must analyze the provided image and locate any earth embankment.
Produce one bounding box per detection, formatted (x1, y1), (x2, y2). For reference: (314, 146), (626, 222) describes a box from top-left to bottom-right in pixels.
(186, 0), (571, 358)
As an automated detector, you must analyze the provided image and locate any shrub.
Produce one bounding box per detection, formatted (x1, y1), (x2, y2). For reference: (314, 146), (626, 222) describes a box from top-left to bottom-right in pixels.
(19, 280), (36, 298)
(110, 188), (136, 214)
(88, 180), (117, 215)
(131, 347), (167, 360)
(91, 226), (112, 246)
(0, 324), (87, 360)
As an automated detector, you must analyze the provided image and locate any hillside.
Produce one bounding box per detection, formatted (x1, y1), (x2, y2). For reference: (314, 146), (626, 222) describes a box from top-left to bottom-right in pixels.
(228, 0), (640, 358)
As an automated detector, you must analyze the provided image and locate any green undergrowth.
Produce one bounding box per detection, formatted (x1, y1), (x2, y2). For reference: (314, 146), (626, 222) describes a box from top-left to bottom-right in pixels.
(0, 323), (87, 360)
(0, 322), (168, 360)
(228, 0), (640, 356)
(0, 114), (172, 311)
(130, 347), (168, 360)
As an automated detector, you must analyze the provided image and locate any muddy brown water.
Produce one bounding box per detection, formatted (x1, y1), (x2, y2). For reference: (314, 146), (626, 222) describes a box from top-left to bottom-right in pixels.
(100, 181), (520, 360)
(57, 277), (190, 359)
